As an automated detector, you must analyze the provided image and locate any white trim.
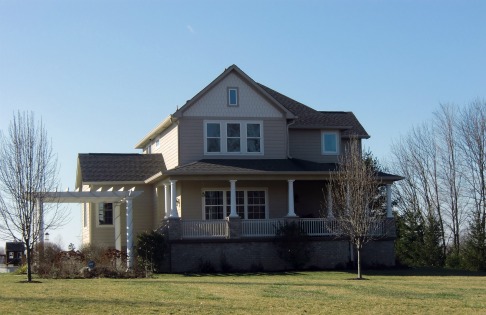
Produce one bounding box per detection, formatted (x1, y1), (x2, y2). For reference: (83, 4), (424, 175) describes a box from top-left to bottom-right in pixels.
(204, 120), (264, 155)
(201, 187), (268, 220)
(321, 131), (340, 155)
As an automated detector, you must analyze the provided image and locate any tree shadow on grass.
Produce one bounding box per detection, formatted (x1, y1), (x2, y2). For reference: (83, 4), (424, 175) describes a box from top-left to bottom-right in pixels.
(183, 271), (302, 277)
(347, 267), (486, 277)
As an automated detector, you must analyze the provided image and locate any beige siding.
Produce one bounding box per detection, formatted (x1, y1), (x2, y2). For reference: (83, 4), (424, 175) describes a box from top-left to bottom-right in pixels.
(149, 123), (179, 170)
(183, 73), (283, 118)
(179, 118), (287, 165)
(180, 180), (287, 220)
(289, 129), (341, 163)
(153, 185), (166, 228)
(86, 184), (155, 248)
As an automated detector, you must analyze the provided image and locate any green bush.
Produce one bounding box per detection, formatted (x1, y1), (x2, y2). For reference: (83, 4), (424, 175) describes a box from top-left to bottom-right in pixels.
(136, 230), (168, 274)
(274, 221), (311, 270)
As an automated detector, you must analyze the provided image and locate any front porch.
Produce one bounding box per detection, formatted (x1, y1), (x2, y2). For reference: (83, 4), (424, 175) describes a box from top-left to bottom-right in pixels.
(162, 217), (396, 240)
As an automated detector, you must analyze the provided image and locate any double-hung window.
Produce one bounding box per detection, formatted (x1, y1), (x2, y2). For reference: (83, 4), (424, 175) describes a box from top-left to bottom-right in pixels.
(206, 123), (221, 153)
(204, 121), (263, 154)
(203, 189), (267, 219)
(246, 123), (261, 153)
(98, 203), (113, 225)
(321, 131), (339, 155)
(227, 123), (241, 152)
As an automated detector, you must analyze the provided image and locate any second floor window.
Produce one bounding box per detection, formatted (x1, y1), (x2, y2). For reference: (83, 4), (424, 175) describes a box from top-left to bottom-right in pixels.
(205, 121), (263, 155)
(321, 131), (339, 155)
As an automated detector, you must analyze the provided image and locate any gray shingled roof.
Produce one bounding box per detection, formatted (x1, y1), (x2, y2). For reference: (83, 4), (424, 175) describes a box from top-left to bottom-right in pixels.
(166, 159), (338, 175)
(78, 153), (166, 182)
(258, 84), (369, 137)
(165, 159), (401, 181)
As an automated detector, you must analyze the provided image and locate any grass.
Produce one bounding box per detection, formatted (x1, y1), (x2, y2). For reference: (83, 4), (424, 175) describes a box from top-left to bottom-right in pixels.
(0, 269), (485, 314)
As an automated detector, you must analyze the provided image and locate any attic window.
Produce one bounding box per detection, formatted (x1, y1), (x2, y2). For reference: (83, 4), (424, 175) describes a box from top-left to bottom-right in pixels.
(228, 88), (238, 106)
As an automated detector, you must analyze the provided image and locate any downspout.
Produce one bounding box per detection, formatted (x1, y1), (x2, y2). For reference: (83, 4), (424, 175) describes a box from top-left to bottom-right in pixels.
(286, 119), (296, 159)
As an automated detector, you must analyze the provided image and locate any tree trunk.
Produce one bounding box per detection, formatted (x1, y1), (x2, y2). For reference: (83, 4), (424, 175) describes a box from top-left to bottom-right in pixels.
(26, 242), (32, 282)
(357, 245), (362, 279)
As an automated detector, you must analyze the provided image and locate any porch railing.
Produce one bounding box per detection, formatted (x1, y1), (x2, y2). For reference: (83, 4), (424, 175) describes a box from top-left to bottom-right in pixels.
(241, 219), (284, 237)
(299, 218), (340, 236)
(181, 220), (228, 239)
(179, 218), (389, 239)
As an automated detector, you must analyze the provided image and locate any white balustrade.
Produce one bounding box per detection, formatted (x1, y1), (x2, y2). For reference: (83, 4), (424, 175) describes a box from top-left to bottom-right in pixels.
(180, 218), (386, 239)
(241, 219), (284, 237)
(181, 220), (228, 239)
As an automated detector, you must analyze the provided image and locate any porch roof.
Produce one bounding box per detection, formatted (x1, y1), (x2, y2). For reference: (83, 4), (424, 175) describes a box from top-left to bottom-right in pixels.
(164, 159), (402, 181)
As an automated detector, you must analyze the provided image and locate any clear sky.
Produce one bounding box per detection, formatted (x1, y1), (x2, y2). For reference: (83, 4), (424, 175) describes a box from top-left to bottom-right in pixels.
(0, 0), (485, 249)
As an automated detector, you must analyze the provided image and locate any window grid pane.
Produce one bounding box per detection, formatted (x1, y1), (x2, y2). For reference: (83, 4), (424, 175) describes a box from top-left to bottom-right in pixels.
(205, 191), (224, 220)
(207, 123), (221, 153)
(227, 123), (241, 152)
(247, 191), (265, 219)
(246, 123), (261, 153)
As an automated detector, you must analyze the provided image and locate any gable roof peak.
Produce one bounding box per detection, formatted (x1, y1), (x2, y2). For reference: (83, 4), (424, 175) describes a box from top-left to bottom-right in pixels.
(173, 65), (295, 119)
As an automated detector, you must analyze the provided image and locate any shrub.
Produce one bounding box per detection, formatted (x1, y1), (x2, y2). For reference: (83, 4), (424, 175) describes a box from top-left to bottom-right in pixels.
(35, 243), (132, 279)
(136, 230), (168, 274)
(274, 221), (311, 270)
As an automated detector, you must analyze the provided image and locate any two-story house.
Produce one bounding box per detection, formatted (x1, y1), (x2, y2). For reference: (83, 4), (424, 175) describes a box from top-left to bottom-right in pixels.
(73, 65), (401, 272)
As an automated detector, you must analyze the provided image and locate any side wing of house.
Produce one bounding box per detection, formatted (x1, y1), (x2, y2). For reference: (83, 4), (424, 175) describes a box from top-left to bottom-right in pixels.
(75, 154), (166, 248)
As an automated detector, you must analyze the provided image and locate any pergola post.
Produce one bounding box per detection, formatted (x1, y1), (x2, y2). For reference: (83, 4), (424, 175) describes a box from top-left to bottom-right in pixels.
(114, 202), (122, 252)
(126, 197), (134, 270)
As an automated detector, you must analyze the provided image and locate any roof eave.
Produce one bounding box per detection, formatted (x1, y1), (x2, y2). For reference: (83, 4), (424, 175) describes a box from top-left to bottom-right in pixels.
(134, 115), (176, 149)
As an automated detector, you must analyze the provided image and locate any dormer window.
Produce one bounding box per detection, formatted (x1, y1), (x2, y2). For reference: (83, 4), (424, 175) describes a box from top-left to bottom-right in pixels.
(321, 131), (339, 155)
(228, 88), (238, 106)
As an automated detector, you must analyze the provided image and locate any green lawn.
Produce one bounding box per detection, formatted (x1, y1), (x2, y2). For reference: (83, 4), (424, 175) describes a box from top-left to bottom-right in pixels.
(0, 269), (484, 314)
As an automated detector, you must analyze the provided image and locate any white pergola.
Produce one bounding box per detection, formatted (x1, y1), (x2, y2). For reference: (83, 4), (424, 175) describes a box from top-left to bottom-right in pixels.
(41, 189), (143, 270)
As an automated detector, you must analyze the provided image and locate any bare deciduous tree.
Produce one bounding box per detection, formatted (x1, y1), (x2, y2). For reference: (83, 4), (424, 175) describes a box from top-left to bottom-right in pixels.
(330, 137), (383, 279)
(0, 112), (64, 282)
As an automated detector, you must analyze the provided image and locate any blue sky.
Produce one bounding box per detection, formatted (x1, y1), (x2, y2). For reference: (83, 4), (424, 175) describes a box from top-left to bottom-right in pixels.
(0, 0), (485, 249)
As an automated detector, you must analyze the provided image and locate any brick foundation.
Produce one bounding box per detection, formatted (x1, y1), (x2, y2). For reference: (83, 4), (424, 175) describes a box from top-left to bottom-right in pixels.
(164, 238), (395, 273)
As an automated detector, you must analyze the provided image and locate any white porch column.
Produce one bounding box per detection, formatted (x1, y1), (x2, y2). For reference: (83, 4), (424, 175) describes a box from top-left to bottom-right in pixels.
(386, 184), (393, 218)
(327, 183), (334, 218)
(286, 180), (297, 217)
(164, 183), (170, 219)
(169, 180), (179, 218)
(126, 198), (134, 270)
(229, 180), (238, 218)
(114, 202), (122, 252)
(37, 198), (45, 243)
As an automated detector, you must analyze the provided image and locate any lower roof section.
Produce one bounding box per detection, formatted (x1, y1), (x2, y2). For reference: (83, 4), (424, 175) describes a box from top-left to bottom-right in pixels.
(165, 159), (402, 182)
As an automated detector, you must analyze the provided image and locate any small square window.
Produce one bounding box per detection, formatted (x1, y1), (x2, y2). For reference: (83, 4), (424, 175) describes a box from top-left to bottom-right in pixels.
(228, 88), (238, 106)
(322, 131), (339, 155)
